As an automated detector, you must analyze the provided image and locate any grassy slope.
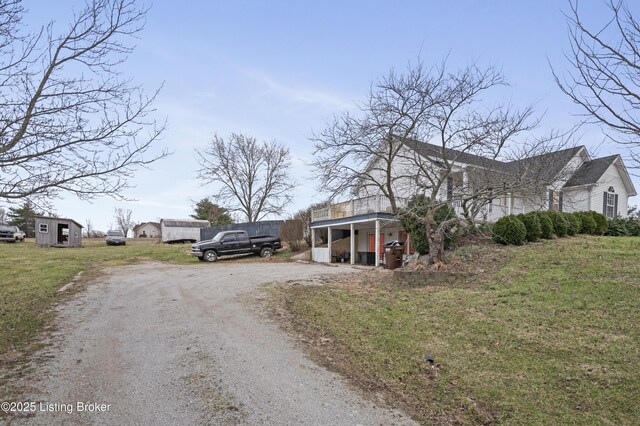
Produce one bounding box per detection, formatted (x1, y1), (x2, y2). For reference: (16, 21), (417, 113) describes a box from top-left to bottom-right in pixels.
(0, 239), (197, 356)
(272, 236), (640, 425)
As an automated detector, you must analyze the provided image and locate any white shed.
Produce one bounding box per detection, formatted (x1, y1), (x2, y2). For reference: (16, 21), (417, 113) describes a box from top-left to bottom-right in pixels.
(160, 219), (209, 243)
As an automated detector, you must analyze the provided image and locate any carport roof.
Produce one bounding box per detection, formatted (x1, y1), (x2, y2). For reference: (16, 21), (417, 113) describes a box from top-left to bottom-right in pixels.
(310, 212), (400, 230)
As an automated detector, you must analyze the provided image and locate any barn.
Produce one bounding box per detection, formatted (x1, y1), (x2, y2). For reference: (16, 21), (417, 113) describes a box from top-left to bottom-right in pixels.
(35, 216), (83, 247)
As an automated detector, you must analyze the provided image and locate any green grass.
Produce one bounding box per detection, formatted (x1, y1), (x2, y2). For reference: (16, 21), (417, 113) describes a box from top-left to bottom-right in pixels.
(0, 238), (197, 356)
(271, 236), (640, 425)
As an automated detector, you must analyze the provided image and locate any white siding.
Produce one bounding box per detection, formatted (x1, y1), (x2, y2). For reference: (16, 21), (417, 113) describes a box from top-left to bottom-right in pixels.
(590, 163), (630, 217)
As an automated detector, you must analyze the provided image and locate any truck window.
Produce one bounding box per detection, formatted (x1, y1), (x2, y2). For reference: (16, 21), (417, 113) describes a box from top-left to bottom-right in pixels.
(222, 233), (237, 242)
(236, 232), (248, 241)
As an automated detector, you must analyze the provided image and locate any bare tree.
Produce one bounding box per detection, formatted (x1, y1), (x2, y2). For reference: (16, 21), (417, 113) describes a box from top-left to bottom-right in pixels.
(196, 133), (295, 222)
(85, 219), (94, 238)
(0, 0), (168, 206)
(553, 0), (640, 169)
(313, 59), (563, 264)
(114, 207), (133, 237)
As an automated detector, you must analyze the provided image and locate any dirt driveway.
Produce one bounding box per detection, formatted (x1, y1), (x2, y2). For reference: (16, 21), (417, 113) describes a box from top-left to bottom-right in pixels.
(10, 262), (416, 425)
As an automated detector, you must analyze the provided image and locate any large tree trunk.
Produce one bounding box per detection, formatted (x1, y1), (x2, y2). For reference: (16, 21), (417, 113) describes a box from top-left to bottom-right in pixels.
(427, 227), (447, 264)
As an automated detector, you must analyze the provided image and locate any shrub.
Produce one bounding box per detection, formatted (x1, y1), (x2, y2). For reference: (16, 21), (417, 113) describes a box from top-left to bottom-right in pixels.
(564, 212), (580, 236)
(605, 217), (629, 236)
(536, 212), (554, 239)
(570, 212), (583, 234)
(546, 210), (567, 237)
(625, 218), (640, 236)
(588, 211), (608, 235)
(575, 211), (596, 234)
(517, 212), (542, 242)
(492, 215), (527, 245)
(399, 197), (458, 254)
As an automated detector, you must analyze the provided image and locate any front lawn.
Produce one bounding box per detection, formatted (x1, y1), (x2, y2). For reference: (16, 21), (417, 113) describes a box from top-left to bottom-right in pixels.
(270, 236), (640, 424)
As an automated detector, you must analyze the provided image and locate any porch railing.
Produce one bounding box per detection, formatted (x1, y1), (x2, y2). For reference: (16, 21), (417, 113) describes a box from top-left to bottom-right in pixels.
(311, 195), (526, 223)
(311, 195), (407, 222)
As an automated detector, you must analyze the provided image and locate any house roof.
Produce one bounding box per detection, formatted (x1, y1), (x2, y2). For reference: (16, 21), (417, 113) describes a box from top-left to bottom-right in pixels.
(34, 216), (83, 228)
(403, 138), (584, 181)
(563, 155), (619, 188)
(402, 139), (512, 172)
(506, 146), (584, 180)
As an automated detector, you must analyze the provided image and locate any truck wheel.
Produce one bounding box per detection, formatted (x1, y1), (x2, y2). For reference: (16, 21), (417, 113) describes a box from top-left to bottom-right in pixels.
(203, 250), (218, 262)
(260, 247), (273, 258)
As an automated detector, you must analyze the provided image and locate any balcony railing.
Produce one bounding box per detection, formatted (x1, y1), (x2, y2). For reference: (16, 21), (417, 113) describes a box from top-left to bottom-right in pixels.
(311, 195), (407, 222)
(311, 195), (526, 223)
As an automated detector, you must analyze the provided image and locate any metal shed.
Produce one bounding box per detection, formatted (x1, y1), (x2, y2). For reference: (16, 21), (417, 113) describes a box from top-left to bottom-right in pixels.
(35, 216), (83, 247)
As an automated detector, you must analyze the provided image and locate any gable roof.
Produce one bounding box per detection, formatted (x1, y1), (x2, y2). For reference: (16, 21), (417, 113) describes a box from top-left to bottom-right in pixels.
(506, 146), (584, 181)
(402, 138), (584, 182)
(402, 139), (511, 171)
(563, 155), (618, 188)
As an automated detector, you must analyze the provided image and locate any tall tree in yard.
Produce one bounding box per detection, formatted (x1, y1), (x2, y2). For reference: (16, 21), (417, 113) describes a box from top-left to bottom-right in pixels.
(0, 0), (168, 207)
(313, 59), (562, 264)
(553, 0), (640, 169)
(196, 133), (294, 222)
(190, 198), (233, 226)
(7, 201), (39, 237)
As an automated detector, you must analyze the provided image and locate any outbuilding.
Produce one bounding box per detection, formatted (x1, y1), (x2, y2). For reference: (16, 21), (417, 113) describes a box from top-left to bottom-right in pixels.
(35, 216), (83, 247)
(160, 218), (209, 243)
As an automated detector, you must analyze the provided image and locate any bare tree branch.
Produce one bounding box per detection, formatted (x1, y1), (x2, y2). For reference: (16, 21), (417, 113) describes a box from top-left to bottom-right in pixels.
(0, 0), (169, 205)
(552, 0), (640, 170)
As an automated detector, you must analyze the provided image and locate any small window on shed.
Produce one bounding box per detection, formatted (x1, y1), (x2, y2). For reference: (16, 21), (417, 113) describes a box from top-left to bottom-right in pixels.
(39, 223), (48, 233)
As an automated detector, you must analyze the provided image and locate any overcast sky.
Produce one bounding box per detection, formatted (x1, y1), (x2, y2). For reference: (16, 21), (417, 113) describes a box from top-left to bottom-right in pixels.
(15, 0), (640, 231)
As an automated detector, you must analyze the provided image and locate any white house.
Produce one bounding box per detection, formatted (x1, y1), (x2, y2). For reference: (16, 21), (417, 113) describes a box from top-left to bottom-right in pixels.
(133, 222), (161, 238)
(310, 141), (636, 266)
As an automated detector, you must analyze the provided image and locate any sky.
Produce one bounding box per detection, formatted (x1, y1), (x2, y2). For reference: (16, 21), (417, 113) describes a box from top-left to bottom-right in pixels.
(12, 0), (640, 232)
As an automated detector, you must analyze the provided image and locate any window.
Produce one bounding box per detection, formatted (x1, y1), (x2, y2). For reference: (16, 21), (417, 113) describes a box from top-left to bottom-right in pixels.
(606, 189), (616, 218)
(553, 191), (560, 211)
(39, 223), (48, 233)
(222, 233), (237, 242)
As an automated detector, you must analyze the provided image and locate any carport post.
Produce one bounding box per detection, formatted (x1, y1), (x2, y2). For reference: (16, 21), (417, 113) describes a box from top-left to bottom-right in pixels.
(374, 220), (380, 267)
(327, 226), (332, 263)
(350, 223), (355, 265)
(311, 228), (316, 261)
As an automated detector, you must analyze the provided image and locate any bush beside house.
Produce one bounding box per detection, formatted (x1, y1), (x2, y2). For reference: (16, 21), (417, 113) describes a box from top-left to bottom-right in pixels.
(492, 215), (527, 245)
(492, 210), (613, 246)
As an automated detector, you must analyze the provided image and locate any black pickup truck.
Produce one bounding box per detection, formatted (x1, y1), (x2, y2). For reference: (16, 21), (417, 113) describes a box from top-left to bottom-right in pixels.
(190, 230), (282, 262)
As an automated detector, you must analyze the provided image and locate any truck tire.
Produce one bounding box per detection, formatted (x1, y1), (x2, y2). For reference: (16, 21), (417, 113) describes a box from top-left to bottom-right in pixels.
(203, 250), (218, 262)
(260, 247), (273, 258)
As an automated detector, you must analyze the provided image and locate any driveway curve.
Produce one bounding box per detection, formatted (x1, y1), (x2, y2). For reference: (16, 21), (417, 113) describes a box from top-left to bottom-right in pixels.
(14, 262), (417, 426)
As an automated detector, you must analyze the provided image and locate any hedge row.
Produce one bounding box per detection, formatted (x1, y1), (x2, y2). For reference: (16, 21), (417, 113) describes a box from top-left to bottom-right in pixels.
(493, 210), (608, 246)
(605, 217), (640, 236)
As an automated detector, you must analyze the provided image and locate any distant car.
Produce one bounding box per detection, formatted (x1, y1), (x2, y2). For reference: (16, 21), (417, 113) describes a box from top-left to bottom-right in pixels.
(11, 226), (26, 242)
(0, 224), (16, 242)
(106, 230), (126, 246)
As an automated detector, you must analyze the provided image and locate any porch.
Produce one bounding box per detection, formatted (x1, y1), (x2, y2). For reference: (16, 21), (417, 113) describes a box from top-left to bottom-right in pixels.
(310, 212), (413, 267)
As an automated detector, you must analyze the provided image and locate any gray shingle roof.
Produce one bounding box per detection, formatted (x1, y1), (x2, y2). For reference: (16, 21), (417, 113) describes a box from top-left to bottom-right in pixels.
(563, 155), (619, 188)
(403, 138), (584, 181)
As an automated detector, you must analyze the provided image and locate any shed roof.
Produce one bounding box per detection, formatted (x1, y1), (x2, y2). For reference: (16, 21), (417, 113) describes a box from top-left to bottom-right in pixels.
(160, 219), (209, 228)
(34, 216), (83, 228)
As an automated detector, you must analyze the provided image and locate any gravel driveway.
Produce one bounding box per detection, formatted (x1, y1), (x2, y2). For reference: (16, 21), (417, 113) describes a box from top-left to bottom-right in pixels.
(11, 262), (417, 425)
